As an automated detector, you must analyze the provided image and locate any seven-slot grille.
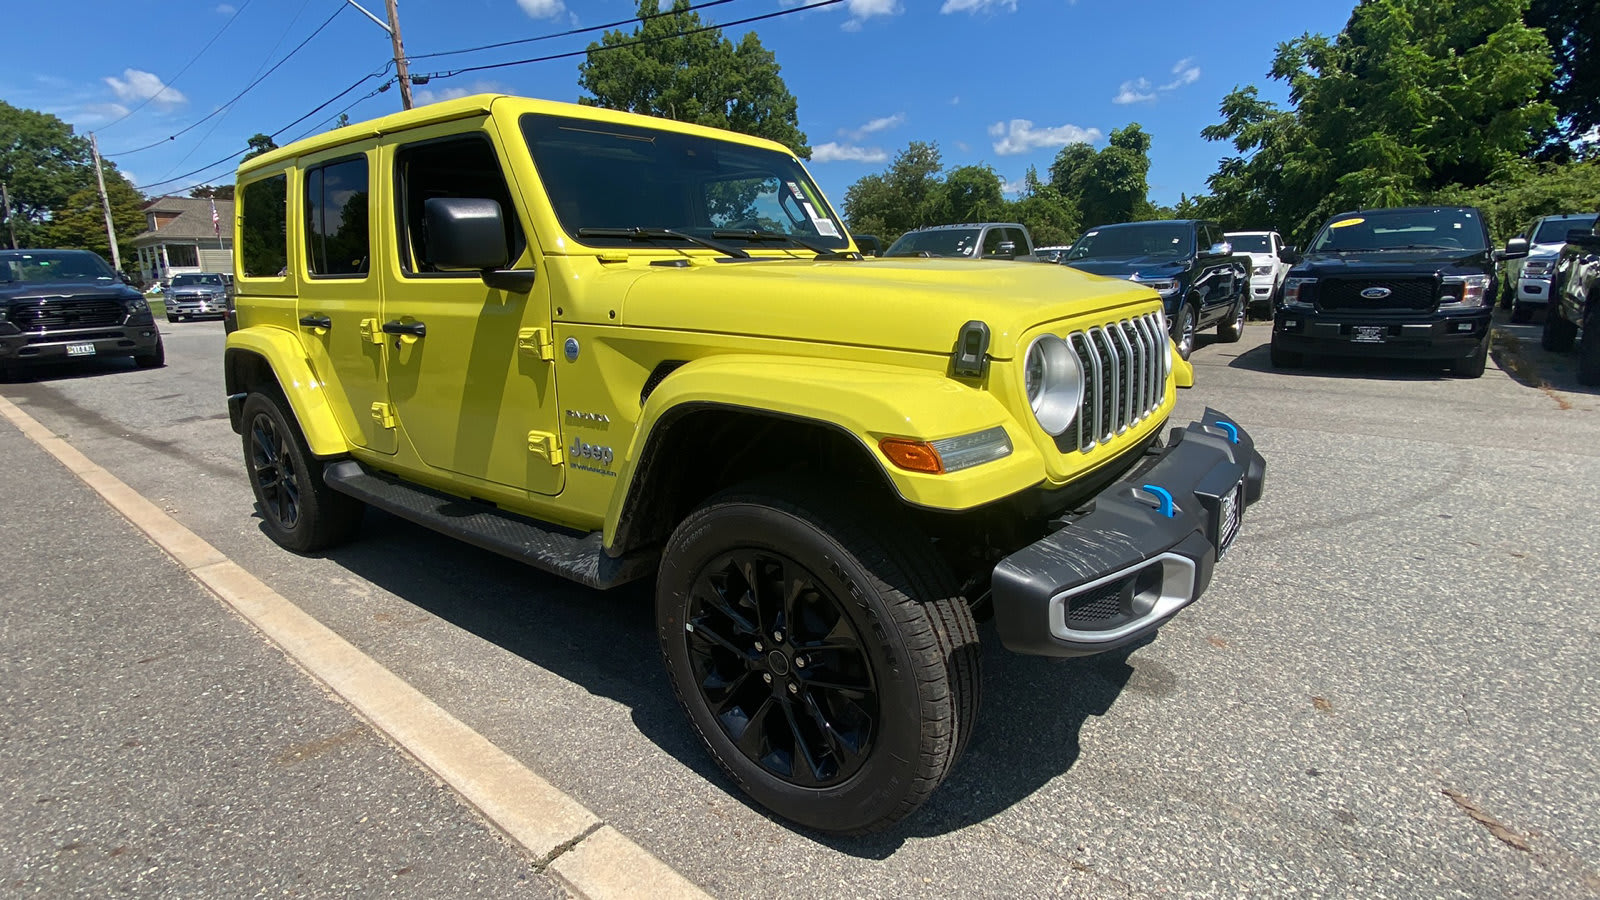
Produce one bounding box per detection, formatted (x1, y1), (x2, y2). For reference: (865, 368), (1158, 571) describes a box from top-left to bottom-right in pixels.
(11, 298), (127, 331)
(1060, 312), (1166, 452)
(1317, 276), (1438, 312)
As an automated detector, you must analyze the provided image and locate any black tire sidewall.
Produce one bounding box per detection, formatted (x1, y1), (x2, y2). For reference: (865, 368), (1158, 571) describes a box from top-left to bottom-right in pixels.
(240, 392), (355, 553)
(657, 500), (934, 834)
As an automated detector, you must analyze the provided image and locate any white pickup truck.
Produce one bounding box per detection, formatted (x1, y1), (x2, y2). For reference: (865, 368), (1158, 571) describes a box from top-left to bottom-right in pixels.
(1225, 230), (1291, 317)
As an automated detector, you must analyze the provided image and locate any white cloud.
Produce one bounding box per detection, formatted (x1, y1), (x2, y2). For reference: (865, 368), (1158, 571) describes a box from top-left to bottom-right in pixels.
(833, 0), (897, 29)
(1001, 177), (1028, 195)
(811, 142), (889, 164)
(988, 119), (1101, 155)
(517, 0), (565, 19)
(1160, 57), (1201, 90)
(845, 113), (905, 140)
(413, 80), (505, 106)
(104, 69), (187, 108)
(77, 102), (131, 124)
(950, 96), (960, 105)
(216, 3), (236, 13)
(941, 0), (1018, 12)
(1113, 78), (1155, 105)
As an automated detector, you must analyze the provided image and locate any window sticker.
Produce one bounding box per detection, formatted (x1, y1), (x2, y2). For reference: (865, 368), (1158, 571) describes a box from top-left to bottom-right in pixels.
(1330, 218), (1364, 228)
(786, 180), (840, 237)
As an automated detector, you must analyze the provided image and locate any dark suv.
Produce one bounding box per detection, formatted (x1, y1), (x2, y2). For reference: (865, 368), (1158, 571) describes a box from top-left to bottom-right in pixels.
(0, 249), (165, 377)
(1545, 209), (1600, 385)
(1270, 207), (1527, 378)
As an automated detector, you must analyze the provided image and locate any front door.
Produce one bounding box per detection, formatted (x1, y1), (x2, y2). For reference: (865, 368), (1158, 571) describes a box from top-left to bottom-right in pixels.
(296, 144), (394, 455)
(378, 125), (564, 497)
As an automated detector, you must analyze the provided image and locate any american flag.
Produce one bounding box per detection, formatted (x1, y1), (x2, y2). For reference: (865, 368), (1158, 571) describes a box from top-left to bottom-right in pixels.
(210, 198), (220, 238)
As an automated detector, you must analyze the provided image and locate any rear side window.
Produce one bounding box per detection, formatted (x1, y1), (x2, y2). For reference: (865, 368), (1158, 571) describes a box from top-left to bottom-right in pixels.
(305, 157), (370, 277)
(394, 135), (523, 275)
(239, 174), (288, 278)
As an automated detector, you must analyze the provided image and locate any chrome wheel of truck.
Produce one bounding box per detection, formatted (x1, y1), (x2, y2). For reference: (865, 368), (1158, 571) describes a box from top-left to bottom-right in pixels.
(1218, 298), (1246, 343)
(657, 485), (979, 834)
(1174, 303), (1197, 360)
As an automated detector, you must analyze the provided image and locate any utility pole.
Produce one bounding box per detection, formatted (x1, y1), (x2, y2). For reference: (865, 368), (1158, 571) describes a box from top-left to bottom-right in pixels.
(1, 182), (15, 249)
(89, 133), (123, 271)
(346, 0), (412, 110)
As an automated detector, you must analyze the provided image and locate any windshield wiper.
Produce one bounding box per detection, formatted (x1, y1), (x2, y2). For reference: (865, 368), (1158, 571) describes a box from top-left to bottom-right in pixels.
(576, 227), (749, 259)
(710, 229), (857, 260)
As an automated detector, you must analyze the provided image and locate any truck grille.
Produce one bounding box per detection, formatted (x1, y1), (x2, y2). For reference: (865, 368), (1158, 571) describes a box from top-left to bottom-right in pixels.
(1317, 277), (1438, 312)
(11, 298), (127, 331)
(1061, 312), (1166, 452)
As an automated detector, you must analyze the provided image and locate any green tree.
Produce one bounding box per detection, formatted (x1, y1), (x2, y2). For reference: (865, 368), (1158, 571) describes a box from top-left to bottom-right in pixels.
(1527, 0), (1600, 147)
(242, 133), (278, 161)
(41, 173), (146, 263)
(932, 164), (1006, 225)
(1077, 124), (1154, 228)
(1435, 159), (1600, 243)
(189, 184), (235, 200)
(578, 0), (809, 157)
(842, 142), (945, 241)
(0, 101), (95, 246)
(1202, 0), (1556, 241)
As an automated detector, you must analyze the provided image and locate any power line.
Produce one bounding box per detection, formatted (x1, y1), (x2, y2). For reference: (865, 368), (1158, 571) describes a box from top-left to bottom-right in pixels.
(107, 3), (348, 158)
(415, 0), (842, 81)
(409, 0), (740, 62)
(98, 0), (255, 131)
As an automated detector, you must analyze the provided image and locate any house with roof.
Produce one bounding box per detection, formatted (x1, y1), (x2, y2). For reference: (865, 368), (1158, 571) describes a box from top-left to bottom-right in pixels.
(130, 196), (234, 284)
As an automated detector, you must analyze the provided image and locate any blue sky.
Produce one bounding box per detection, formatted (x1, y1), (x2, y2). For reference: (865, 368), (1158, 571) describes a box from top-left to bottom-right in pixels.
(5, 0), (1357, 209)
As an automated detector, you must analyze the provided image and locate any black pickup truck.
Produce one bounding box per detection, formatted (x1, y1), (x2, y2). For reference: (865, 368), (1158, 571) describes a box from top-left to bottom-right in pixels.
(1063, 220), (1251, 360)
(0, 249), (165, 378)
(1270, 206), (1527, 378)
(1545, 210), (1600, 385)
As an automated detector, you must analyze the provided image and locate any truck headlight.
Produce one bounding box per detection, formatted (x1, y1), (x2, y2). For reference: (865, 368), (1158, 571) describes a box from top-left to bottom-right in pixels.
(1440, 274), (1491, 308)
(1523, 259), (1554, 277)
(126, 296), (148, 313)
(1130, 274), (1181, 297)
(1282, 277), (1316, 309)
(1253, 265), (1273, 277)
(1025, 334), (1084, 436)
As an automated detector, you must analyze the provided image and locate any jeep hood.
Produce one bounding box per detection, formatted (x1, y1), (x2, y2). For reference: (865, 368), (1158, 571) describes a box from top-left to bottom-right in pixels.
(611, 257), (1155, 359)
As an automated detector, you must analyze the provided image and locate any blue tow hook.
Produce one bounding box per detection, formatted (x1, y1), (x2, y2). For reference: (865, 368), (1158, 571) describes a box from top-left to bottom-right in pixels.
(1212, 420), (1239, 444)
(1139, 484), (1177, 518)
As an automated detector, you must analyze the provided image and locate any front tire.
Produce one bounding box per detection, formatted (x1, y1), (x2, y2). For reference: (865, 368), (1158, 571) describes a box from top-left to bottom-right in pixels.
(1543, 308), (1578, 352)
(657, 485), (980, 835)
(1451, 334), (1489, 378)
(241, 392), (363, 553)
(134, 336), (165, 369)
(1217, 297), (1246, 343)
(1269, 336), (1303, 368)
(1578, 310), (1600, 387)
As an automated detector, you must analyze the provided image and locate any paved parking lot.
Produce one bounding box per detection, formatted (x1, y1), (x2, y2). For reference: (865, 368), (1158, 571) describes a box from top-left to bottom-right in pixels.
(2, 314), (1597, 897)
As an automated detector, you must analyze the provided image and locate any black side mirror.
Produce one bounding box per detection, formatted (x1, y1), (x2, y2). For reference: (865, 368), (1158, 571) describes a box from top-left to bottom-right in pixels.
(993, 240), (1017, 259)
(423, 197), (511, 271)
(1277, 246), (1301, 264)
(1495, 236), (1530, 262)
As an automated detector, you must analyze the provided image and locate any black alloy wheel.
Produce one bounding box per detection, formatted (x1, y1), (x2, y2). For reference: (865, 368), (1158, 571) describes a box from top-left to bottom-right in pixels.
(684, 549), (877, 788)
(249, 408), (303, 533)
(240, 392), (362, 553)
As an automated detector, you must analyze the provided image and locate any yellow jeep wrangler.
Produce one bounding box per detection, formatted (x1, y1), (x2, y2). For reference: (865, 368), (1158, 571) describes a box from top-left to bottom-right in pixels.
(224, 95), (1265, 834)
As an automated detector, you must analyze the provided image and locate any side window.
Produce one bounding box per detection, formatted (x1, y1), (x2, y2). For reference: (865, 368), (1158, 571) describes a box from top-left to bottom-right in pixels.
(981, 229), (1007, 256)
(239, 173), (288, 277)
(1005, 228), (1029, 253)
(305, 156), (369, 278)
(394, 135), (523, 275)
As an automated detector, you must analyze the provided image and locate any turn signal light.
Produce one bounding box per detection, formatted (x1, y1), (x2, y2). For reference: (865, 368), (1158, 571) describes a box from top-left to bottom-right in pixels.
(879, 438), (944, 474)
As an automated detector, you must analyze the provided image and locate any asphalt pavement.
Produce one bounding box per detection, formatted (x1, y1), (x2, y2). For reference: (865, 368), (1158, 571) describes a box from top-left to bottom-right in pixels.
(1, 312), (1597, 897)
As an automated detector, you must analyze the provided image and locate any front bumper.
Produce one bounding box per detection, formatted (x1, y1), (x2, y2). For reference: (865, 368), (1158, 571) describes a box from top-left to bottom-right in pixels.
(1248, 275), (1277, 303)
(1272, 307), (1489, 359)
(1517, 277), (1552, 305)
(0, 320), (160, 365)
(168, 294), (229, 316)
(992, 409), (1265, 657)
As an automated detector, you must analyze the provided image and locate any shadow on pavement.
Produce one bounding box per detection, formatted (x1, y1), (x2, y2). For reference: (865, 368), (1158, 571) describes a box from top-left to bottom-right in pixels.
(268, 506), (1138, 853)
(1490, 310), (1597, 397)
(1225, 342), (1460, 381)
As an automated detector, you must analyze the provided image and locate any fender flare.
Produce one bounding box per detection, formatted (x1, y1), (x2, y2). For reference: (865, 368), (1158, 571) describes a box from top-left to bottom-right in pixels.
(603, 354), (1046, 548)
(224, 326), (350, 458)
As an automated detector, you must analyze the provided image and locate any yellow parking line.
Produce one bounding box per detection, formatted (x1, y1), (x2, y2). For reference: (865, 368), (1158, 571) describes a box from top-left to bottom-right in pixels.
(0, 394), (709, 900)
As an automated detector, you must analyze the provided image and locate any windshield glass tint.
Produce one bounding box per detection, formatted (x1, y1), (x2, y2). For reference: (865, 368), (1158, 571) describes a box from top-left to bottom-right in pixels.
(884, 229), (981, 257)
(0, 250), (115, 283)
(521, 113), (846, 249)
(1067, 224), (1193, 260)
(171, 273), (223, 286)
(1226, 234), (1271, 253)
(1311, 209), (1489, 252)
(1533, 216), (1597, 244)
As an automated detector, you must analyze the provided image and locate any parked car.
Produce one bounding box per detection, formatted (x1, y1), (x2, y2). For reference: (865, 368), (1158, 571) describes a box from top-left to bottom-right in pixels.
(1034, 245), (1071, 264)
(883, 222), (1037, 259)
(1545, 211), (1600, 384)
(1505, 213), (1597, 323)
(165, 272), (232, 322)
(1270, 206), (1526, 377)
(1224, 230), (1291, 317)
(852, 234), (883, 256)
(1063, 220), (1251, 359)
(225, 93), (1264, 835)
(0, 248), (165, 376)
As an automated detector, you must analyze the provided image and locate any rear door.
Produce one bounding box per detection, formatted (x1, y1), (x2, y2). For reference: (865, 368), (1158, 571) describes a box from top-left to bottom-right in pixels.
(295, 143), (395, 455)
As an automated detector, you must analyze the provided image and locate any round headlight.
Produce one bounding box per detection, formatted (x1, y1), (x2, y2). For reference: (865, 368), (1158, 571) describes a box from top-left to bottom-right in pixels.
(1025, 334), (1084, 436)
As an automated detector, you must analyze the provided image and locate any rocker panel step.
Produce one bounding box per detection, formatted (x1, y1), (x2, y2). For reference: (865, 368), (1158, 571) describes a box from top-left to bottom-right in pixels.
(323, 460), (655, 590)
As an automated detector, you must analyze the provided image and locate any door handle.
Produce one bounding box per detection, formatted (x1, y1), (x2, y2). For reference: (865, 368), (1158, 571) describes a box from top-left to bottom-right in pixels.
(381, 320), (426, 337)
(298, 314), (332, 329)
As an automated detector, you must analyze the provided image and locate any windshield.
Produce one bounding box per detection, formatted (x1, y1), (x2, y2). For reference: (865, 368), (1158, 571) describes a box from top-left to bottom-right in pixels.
(171, 273), (223, 287)
(1226, 234), (1272, 253)
(1311, 208), (1489, 252)
(521, 113), (847, 251)
(884, 229), (981, 258)
(1066, 223), (1193, 260)
(0, 250), (116, 284)
(1533, 216), (1597, 244)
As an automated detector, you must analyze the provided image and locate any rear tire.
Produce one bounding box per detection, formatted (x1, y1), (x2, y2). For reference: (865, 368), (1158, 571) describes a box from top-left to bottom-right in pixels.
(1543, 308), (1577, 352)
(1511, 303), (1534, 324)
(1451, 334), (1489, 378)
(1217, 298), (1246, 343)
(241, 392), (363, 553)
(657, 484), (980, 835)
(1269, 337), (1303, 368)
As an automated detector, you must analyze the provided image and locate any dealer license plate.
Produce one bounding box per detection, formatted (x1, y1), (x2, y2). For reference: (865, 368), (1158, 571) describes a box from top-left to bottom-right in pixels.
(1351, 325), (1385, 343)
(1218, 481), (1244, 559)
(66, 343), (96, 357)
